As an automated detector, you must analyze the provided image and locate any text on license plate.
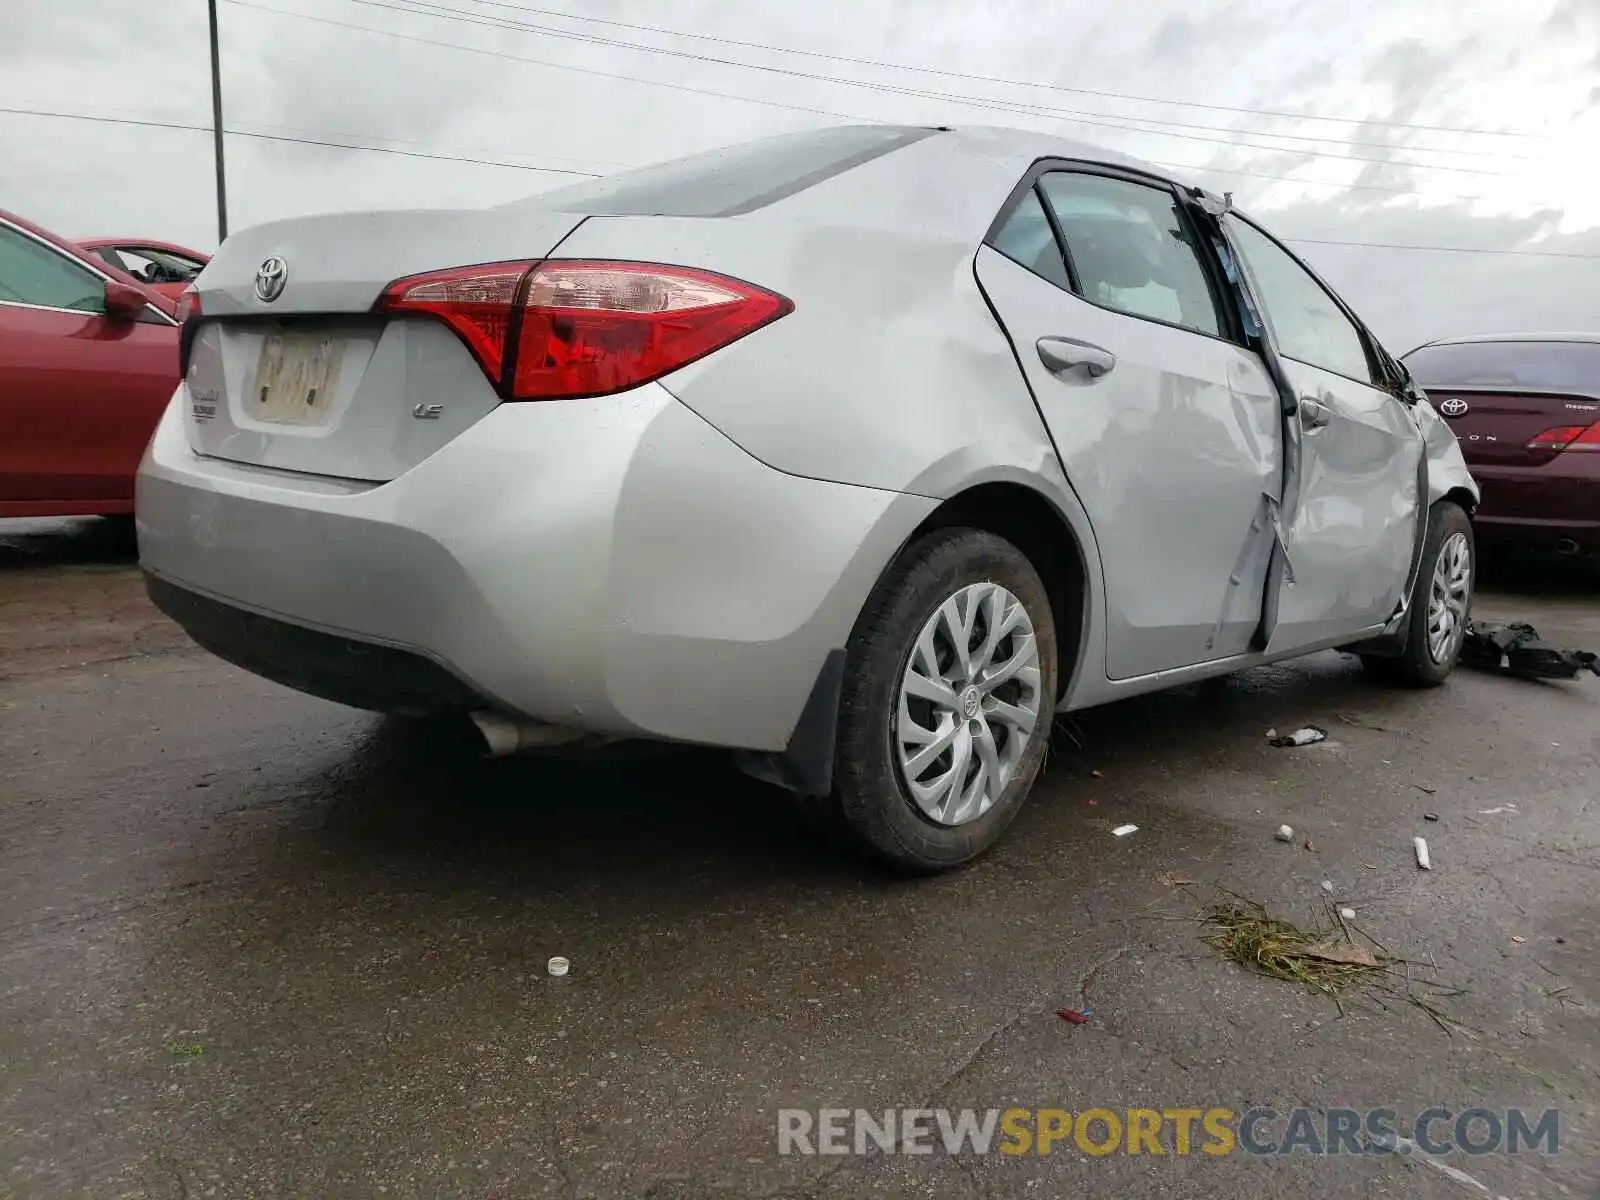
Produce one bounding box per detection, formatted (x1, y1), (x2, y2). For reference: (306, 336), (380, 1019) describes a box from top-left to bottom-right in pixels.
(251, 333), (343, 425)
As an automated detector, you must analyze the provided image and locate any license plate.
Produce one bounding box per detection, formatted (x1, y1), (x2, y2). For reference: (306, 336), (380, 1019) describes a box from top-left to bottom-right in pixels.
(250, 332), (343, 425)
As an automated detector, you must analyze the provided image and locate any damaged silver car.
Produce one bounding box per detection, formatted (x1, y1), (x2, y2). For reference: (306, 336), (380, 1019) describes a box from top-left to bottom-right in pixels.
(138, 125), (1478, 871)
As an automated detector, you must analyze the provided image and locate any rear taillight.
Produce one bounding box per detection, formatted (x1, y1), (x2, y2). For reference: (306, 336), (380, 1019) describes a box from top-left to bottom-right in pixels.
(510, 262), (791, 399)
(375, 260), (531, 383)
(375, 260), (792, 400)
(177, 286), (203, 372)
(1527, 423), (1600, 452)
(175, 286), (202, 324)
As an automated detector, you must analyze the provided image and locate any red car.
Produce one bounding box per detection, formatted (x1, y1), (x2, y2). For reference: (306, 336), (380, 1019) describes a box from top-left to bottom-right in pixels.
(77, 238), (209, 301)
(0, 210), (181, 518)
(1404, 333), (1600, 556)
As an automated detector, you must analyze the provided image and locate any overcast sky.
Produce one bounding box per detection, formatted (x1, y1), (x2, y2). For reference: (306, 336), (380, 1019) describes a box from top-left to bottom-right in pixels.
(4, 0), (1598, 351)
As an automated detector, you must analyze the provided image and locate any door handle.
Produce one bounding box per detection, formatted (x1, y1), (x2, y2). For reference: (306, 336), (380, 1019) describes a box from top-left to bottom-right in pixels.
(1037, 336), (1116, 379)
(1298, 395), (1333, 429)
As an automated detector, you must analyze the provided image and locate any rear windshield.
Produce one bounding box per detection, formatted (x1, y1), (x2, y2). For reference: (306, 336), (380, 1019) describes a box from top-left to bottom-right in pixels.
(508, 126), (933, 218)
(1404, 340), (1600, 393)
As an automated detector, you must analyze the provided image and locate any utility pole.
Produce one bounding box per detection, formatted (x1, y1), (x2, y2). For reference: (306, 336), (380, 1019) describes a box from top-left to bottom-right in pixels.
(207, 0), (228, 242)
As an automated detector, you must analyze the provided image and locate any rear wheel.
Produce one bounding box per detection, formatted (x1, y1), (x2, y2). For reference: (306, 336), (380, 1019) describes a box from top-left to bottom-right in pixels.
(1361, 501), (1474, 687)
(829, 529), (1058, 872)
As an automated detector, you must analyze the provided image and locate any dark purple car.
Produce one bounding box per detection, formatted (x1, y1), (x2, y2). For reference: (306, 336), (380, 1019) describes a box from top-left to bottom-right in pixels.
(1404, 333), (1600, 556)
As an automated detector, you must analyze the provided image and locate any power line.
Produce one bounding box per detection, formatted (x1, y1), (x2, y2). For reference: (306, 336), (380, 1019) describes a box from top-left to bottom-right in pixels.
(3, 108), (1584, 261)
(223, 0), (881, 124)
(0, 104), (601, 174)
(225, 0), (1556, 198)
(415, 0), (1525, 161)
(442, 0), (1546, 141)
(1153, 158), (1573, 211)
(230, 117), (632, 167)
(1285, 236), (1600, 260)
(219, 0), (1572, 210)
(340, 0), (1521, 176)
(224, 0), (1575, 209)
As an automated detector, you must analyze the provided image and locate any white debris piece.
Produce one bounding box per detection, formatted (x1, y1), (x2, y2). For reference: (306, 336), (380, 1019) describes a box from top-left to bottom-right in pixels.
(1339, 907), (1357, 920)
(1477, 804), (1518, 815)
(1320, 880), (1335, 894)
(1413, 837), (1432, 871)
(547, 956), (571, 977)
(1267, 726), (1328, 748)
(1275, 825), (1295, 842)
(1112, 824), (1139, 838)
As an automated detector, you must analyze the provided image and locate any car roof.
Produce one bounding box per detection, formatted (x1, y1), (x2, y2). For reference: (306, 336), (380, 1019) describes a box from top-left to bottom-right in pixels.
(909, 127), (1209, 241)
(1412, 332), (1600, 349)
(523, 125), (1212, 242)
(78, 238), (210, 260)
(872, 125), (1209, 236)
(940, 125), (1183, 182)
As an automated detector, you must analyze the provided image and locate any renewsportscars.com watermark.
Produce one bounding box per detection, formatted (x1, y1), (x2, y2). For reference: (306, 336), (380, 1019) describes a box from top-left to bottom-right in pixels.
(778, 1107), (1560, 1158)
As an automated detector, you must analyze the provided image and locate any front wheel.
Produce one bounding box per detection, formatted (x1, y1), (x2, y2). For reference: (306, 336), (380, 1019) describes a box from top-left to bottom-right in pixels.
(1362, 501), (1474, 687)
(829, 528), (1058, 872)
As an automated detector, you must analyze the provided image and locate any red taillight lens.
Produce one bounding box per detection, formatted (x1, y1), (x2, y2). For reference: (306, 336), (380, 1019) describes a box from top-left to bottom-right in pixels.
(373, 260), (791, 400)
(509, 262), (791, 399)
(1568, 422), (1600, 451)
(175, 286), (202, 324)
(1527, 423), (1600, 452)
(176, 287), (204, 373)
(375, 260), (533, 384)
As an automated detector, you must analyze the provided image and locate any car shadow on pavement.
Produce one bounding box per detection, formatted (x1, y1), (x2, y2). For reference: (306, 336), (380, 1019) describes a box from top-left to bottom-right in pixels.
(1476, 537), (1600, 593)
(237, 648), (1417, 902)
(275, 713), (889, 890)
(0, 516), (138, 569)
(157, 545), (1596, 906)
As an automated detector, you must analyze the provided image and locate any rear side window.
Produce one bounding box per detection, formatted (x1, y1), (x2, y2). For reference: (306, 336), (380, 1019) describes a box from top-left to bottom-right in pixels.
(1404, 340), (1600, 394)
(1228, 219), (1373, 384)
(512, 126), (933, 218)
(1035, 172), (1223, 337)
(106, 246), (204, 286)
(988, 189), (1071, 290)
(89, 246), (128, 272)
(0, 225), (104, 313)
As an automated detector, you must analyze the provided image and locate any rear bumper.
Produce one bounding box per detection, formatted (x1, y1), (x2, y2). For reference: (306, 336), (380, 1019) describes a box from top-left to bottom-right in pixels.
(144, 571), (488, 714)
(136, 386), (936, 751)
(1471, 456), (1600, 542)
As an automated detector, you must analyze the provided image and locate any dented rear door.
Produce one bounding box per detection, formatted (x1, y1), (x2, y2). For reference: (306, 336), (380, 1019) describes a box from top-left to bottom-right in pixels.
(977, 169), (1283, 679)
(1226, 217), (1421, 651)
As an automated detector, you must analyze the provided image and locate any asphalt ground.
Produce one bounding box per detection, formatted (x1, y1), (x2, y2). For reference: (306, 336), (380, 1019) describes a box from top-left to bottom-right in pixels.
(2, 516), (1597, 1199)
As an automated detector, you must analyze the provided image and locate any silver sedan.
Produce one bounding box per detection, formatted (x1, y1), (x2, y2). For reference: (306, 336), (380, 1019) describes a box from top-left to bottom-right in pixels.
(138, 124), (1478, 871)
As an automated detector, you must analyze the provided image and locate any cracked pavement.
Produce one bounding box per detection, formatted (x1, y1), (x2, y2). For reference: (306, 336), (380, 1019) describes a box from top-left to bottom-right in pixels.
(1, 517), (1597, 1199)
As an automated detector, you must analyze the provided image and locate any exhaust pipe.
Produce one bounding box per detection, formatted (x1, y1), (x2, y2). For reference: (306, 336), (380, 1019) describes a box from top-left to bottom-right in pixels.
(470, 710), (587, 757)
(1556, 537), (1581, 557)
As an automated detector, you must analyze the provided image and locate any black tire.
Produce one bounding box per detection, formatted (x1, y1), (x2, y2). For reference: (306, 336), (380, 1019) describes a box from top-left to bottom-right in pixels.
(1361, 501), (1474, 687)
(828, 528), (1058, 872)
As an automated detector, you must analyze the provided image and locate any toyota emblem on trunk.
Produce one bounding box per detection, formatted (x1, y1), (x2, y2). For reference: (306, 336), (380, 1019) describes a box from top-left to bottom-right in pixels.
(1438, 398), (1469, 417)
(254, 256), (288, 302)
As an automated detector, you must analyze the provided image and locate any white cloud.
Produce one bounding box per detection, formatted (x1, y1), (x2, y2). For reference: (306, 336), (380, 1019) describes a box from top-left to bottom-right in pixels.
(3, 0), (1597, 347)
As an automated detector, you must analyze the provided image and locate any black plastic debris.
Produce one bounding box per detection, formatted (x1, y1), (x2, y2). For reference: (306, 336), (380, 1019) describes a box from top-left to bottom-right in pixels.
(1459, 620), (1600, 681)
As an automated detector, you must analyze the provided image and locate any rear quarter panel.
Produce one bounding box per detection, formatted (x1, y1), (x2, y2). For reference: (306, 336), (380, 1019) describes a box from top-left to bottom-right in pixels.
(552, 215), (1067, 501)
(547, 214), (1109, 704)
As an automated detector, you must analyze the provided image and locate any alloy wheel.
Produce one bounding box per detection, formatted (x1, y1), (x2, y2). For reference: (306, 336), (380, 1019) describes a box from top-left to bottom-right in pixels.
(894, 582), (1043, 826)
(1426, 531), (1472, 664)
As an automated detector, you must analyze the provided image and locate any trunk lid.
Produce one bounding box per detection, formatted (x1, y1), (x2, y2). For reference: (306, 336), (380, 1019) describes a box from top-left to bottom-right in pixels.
(1405, 338), (1600, 469)
(183, 207), (585, 481)
(1420, 386), (1600, 468)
